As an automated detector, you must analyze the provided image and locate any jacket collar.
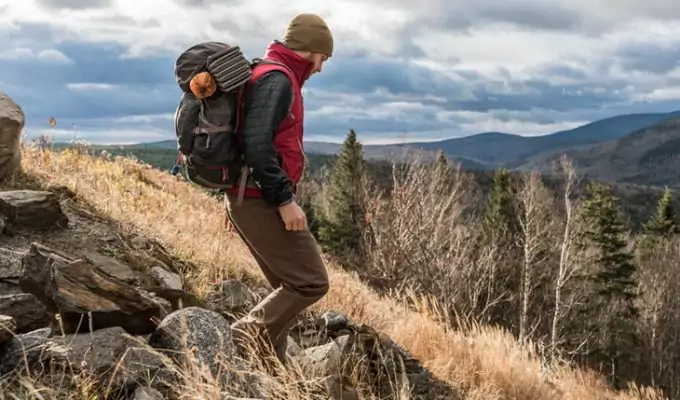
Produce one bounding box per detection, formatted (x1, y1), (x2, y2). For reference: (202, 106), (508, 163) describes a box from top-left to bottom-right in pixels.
(261, 40), (314, 87)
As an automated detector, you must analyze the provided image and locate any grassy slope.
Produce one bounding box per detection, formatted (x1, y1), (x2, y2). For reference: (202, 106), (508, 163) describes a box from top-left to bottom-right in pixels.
(19, 145), (666, 400)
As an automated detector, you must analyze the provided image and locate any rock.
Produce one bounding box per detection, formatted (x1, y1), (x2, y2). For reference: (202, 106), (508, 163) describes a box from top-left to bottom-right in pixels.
(132, 387), (165, 400)
(219, 280), (256, 309)
(0, 327), (52, 375)
(0, 281), (21, 295)
(295, 335), (351, 377)
(43, 327), (172, 392)
(149, 266), (182, 290)
(79, 250), (138, 284)
(0, 293), (51, 333)
(0, 190), (68, 232)
(0, 315), (16, 344)
(148, 307), (236, 379)
(0, 91), (23, 181)
(19, 242), (171, 334)
(0, 247), (22, 280)
(320, 310), (350, 333)
(204, 280), (257, 320)
(143, 286), (201, 310)
(285, 335), (302, 357)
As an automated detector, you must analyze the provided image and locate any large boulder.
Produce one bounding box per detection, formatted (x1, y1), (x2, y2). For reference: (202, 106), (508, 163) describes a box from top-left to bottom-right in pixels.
(0, 91), (23, 181)
(148, 307), (236, 377)
(19, 242), (171, 334)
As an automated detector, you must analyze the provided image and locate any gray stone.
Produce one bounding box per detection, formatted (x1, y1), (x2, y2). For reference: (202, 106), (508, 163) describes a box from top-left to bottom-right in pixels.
(295, 335), (351, 377)
(219, 280), (255, 309)
(132, 387), (165, 400)
(0, 91), (23, 181)
(149, 266), (182, 290)
(0, 293), (51, 333)
(0, 190), (68, 232)
(0, 247), (22, 280)
(0, 315), (16, 344)
(285, 335), (302, 357)
(320, 310), (350, 332)
(148, 307), (236, 379)
(80, 250), (138, 284)
(43, 327), (174, 392)
(0, 327), (52, 375)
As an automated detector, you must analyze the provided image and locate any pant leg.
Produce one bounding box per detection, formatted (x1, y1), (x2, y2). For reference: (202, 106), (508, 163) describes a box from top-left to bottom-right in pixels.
(226, 209), (282, 289)
(226, 194), (329, 360)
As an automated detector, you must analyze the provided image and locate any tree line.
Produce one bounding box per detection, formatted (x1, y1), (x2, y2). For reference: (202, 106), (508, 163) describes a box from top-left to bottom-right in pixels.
(297, 129), (680, 398)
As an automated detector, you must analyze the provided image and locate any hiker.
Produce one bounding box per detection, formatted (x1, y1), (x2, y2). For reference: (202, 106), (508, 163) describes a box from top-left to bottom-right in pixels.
(223, 13), (334, 364)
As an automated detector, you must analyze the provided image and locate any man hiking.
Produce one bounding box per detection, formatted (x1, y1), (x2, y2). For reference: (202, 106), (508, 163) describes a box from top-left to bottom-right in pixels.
(223, 13), (333, 364)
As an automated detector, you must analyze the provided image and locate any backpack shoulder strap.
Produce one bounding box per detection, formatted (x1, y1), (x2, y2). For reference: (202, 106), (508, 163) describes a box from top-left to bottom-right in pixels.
(250, 58), (296, 115)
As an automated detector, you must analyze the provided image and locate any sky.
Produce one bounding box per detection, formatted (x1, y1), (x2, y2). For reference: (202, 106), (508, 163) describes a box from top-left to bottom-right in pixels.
(1, 0), (680, 145)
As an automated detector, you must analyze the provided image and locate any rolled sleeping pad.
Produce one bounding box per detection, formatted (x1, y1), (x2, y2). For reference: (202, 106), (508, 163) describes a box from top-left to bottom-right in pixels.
(206, 46), (253, 93)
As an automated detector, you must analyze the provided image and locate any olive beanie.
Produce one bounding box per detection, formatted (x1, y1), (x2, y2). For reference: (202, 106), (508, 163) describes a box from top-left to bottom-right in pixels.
(282, 13), (334, 56)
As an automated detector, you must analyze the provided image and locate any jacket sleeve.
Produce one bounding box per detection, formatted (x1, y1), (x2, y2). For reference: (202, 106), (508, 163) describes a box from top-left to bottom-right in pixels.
(240, 70), (294, 207)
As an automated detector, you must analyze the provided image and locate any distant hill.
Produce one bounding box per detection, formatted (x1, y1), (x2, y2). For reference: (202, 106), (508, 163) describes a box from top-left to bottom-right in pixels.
(62, 109), (680, 187)
(304, 111), (680, 169)
(522, 116), (680, 188)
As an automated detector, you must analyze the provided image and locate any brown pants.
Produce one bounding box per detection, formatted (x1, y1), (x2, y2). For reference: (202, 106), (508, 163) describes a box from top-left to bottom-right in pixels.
(225, 193), (329, 362)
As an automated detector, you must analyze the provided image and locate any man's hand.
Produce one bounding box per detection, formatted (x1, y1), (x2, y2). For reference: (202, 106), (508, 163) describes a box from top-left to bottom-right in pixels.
(278, 201), (307, 231)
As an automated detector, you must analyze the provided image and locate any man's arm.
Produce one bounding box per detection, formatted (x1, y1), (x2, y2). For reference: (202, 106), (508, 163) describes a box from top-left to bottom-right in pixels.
(240, 71), (294, 206)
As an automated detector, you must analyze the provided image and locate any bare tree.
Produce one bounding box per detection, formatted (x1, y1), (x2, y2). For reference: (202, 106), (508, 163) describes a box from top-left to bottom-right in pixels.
(360, 153), (504, 321)
(550, 155), (583, 359)
(515, 171), (554, 343)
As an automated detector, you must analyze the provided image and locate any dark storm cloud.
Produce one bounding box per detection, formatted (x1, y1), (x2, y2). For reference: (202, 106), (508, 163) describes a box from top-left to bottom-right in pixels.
(615, 41), (680, 75)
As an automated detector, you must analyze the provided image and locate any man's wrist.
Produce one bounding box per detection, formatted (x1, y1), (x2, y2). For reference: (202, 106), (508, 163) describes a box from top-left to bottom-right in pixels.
(277, 197), (294, 208)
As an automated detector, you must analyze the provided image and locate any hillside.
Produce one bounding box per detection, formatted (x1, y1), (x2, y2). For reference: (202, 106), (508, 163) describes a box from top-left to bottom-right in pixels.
(522, 116), (680, 188)
(0, 141), (668, 399)
(302, 111), (680, 169)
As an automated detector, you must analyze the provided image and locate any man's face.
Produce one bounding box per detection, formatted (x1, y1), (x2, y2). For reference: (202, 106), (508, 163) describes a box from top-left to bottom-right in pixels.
(309, 52), (329, 75)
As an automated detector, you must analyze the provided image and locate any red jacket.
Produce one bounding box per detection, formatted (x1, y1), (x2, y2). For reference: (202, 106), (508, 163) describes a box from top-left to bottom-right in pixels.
(226, 41), (314, 206)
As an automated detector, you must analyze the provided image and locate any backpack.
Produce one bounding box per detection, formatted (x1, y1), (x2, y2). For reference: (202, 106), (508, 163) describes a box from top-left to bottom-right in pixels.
(171, 42), (253, 190)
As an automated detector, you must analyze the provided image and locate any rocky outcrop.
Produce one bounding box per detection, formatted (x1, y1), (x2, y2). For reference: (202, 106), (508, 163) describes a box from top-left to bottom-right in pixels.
(0, 92), (23, 182)
(0, 190), (69, 233)
(19, 242), (172, 334)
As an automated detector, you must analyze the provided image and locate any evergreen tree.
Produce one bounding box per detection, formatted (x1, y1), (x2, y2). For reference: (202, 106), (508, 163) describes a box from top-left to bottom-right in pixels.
(484, 168), (519, 236)
(435, 150), (448, 169)
(318, 129), (367, 256)
(578, 182), (639, 388)
(643, 186), (678, 237)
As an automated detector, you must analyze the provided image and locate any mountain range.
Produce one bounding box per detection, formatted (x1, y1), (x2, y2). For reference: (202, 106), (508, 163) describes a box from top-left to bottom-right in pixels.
(128, 109), (680, 188)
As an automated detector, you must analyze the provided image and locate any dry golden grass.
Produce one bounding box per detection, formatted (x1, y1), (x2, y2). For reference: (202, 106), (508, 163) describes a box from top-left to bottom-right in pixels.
(10, 144), (668, 400)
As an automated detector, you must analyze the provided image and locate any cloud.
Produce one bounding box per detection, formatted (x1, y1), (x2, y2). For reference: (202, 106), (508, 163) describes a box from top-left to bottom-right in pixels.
(1, 0), (680, 145)
(0, 48), (72, 63)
